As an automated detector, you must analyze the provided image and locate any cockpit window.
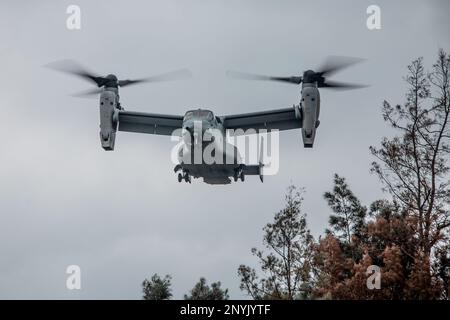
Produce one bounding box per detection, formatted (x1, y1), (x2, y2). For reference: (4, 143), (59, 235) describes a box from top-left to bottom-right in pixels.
(199, 110), (214, 121)
(184, 110), (214, 121)
(184, 111), (194, 120)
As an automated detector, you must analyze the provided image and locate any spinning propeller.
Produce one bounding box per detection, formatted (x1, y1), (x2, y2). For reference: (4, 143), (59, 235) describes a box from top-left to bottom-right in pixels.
(45, 60), (192, 97)
(227, 56), (368, 90)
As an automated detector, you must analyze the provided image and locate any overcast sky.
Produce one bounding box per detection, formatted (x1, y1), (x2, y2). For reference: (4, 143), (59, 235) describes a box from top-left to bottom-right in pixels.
(0, 0), (449, 299)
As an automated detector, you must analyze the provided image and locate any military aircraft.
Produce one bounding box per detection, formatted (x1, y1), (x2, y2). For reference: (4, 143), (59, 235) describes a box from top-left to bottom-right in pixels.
(47, 57), (366, 185)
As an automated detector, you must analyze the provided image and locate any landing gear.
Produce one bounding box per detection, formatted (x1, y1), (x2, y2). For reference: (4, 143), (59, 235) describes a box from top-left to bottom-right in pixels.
(176, 167), (191, 183)
(234, 166), (245, 182)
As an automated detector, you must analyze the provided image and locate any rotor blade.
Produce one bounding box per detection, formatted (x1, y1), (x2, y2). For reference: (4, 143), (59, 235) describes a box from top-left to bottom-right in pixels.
(70, 87), (103, 98)
(227, 70), (302, 85)
(45, 60), (105, 86)
(317, 56), (365, 77)
(319, 80), (369, 90)
(118, 68), (192, 87)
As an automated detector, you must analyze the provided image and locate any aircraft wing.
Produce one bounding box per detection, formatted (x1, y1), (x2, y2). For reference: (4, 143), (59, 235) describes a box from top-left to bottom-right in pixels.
(118, 110), (184, 136)
(222, 107), (301, 134)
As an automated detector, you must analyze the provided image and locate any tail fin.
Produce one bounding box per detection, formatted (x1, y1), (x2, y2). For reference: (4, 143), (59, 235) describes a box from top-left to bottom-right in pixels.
(258, 136), (264, 183)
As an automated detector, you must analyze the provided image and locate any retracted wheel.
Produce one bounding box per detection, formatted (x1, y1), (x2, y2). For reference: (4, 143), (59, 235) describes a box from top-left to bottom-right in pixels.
(178, 173), (183, 182)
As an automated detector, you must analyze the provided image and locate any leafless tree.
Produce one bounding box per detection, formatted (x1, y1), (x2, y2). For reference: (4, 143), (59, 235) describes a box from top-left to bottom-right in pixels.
(370, 49), (450, 259)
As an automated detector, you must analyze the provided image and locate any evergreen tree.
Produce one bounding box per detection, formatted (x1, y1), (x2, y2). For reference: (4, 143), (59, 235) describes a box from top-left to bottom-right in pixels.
(323, 174), (367, 261)
(238, 185), (315, 300)
(184, 278), (229, 300)
(142, 274), (172, 300)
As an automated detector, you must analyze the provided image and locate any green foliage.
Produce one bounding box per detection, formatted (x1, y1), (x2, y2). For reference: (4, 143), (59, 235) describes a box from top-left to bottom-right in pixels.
(142, 274), (172, 300)
(184, 278), (229, 300)
(238, 185), (315, 300)
(324, 174), (367, 244)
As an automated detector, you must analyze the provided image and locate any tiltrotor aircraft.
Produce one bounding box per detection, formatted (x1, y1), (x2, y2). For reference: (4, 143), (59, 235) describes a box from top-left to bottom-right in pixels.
(48, 57), (366, 185)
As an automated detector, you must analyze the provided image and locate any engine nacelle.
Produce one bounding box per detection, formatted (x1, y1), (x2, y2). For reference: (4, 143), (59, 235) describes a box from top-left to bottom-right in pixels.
(300, 85), (320, 148)
(99, 90), (118, 150)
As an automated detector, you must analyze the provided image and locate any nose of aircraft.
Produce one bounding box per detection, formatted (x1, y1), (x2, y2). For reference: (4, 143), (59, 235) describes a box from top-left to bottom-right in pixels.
(183, 120), (212, 146)
(182, 127), (192, 146)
